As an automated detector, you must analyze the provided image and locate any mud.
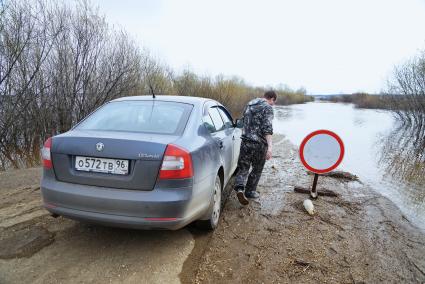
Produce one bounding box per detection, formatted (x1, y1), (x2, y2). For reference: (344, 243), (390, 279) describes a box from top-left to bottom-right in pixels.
(0, 168), (195, 284)
(0, 226), (54, 259)
(307, 170), (359, 182)
(0, 136), (424, 283)
(189, 136), (425, 283)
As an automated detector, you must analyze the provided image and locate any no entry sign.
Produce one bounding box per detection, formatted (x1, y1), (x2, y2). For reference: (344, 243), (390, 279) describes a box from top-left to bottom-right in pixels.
(296, 130), (344, 199)
(299, 130), (345, 174)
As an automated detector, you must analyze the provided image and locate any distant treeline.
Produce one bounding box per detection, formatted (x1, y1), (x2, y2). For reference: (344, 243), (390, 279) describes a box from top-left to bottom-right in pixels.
(325, 50), (425, 117)
(0, 0), (311, 170)
(324, 51), (425, 120)
(325, 93), (390, 109)
(275, 86), (313, 105)
(150, 71), (312, 117)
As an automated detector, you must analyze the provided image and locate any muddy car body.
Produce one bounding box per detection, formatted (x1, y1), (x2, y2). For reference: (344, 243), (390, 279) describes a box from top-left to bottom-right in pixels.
(41, 96), (241, 230)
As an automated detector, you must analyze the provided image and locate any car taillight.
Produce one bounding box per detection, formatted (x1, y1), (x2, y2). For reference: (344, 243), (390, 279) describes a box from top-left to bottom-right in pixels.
(41, 138), (52, 169)
(159, 144), (193, 179)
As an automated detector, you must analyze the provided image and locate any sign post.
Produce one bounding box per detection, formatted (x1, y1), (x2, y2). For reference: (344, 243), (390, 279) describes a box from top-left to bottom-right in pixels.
(311, 173), (319, 199)
(299, 130), (345, 199)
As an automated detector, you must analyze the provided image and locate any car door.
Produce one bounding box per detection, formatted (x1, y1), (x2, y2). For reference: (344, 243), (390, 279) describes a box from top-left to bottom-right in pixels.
(206, 105), (233, 183)
(216, 106), (241, 174)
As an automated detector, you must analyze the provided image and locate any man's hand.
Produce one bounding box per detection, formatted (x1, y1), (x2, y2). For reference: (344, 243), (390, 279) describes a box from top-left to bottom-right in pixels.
(266, 149), (272, 160)
(265, 134), (273, 160)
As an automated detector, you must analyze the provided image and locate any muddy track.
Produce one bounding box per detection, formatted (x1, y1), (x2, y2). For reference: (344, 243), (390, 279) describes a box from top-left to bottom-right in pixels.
(0, 136), (424, 283)
(0, 168), (197, 284)
(191, 136), (425, 283)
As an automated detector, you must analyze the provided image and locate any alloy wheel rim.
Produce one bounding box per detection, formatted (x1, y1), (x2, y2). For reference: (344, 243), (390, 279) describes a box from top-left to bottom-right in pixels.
(212, 178), (221, 225)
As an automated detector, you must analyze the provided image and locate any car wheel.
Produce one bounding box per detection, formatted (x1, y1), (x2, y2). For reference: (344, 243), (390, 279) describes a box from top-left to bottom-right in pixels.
(197, 175), (222, 230)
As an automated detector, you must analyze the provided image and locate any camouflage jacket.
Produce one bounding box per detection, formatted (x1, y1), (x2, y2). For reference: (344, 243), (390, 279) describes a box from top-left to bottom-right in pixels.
(241, 98), (274, 145)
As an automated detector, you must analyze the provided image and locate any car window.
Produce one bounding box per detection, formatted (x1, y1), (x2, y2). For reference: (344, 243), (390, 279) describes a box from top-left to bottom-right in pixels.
(76, 101), (193, 135)
(217, 107), (233, 128)
(208, 107), (225, 131)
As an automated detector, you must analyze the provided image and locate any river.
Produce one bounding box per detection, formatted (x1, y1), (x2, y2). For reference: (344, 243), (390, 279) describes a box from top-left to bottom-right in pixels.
(273, 101), (425, 231)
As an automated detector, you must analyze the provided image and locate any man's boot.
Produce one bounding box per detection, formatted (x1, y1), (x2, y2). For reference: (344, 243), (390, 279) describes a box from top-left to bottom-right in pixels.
(245, 191), (260, 199)
(235, 186), (249, 205)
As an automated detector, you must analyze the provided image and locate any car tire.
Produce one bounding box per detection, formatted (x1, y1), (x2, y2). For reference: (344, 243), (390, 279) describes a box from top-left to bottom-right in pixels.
(197, 175), (222, 230)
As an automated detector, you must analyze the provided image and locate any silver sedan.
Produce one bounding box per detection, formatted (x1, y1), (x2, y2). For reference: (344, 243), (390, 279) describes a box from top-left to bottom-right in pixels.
(41, 96), (242, 230)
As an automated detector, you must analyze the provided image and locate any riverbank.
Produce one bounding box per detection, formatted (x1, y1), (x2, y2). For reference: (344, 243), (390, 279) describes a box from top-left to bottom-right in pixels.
(185, 135), (425, 283)
(273, 102), (425, 232)
(322, 93), (390, 110)
(0, 136), (424, 283)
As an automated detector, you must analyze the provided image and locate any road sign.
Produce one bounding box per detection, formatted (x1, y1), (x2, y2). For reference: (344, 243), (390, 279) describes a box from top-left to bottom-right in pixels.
(300, 129), (344, 174)
(299, 130), (345, 198)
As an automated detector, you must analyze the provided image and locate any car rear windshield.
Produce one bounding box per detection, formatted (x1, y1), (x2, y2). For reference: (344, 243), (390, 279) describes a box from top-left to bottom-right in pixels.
(75, 100), (193, 135)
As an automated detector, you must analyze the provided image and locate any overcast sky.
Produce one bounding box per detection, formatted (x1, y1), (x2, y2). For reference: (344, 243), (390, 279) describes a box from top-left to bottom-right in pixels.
(91, 0), (425, 94)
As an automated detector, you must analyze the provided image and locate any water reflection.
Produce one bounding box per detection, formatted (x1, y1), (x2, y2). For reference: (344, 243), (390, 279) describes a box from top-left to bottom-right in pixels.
(378, 122), (425, 185)
(275, 107), (293, 120)
(353, 114), (366, 127)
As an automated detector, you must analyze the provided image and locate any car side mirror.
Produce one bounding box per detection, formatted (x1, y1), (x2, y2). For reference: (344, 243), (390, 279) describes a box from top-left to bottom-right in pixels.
(203, 122), (216, 133)
(234, 118), (243, 129)
(224, 121), (233, 129)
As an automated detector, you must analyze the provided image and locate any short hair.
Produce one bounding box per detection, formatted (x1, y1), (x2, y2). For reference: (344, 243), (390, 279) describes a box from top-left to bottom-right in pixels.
(264, 90), (277, 101)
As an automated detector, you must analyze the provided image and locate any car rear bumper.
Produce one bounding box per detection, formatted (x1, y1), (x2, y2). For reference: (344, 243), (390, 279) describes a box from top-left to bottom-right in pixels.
(41, 175), (201, 230)
(44, 205), (191, 230)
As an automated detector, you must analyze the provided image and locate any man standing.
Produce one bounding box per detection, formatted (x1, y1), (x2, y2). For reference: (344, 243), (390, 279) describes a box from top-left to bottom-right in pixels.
(235, 90), (276, 205)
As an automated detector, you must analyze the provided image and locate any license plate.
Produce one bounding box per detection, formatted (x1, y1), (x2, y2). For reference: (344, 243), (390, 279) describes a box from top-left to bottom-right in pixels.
(75, 156), (129, 175)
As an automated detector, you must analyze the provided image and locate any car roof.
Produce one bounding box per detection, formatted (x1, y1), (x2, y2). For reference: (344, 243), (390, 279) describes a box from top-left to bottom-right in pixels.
(112, 95), (216, 107)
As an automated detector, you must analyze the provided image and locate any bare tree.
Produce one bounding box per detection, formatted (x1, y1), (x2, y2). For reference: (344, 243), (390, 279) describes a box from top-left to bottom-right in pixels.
(0, 0), (143, 169)
(382, 50), (425, 182)
(140, 53), (173, 97)
(0, 0), (62, 168)
(387, 50), (425, 129)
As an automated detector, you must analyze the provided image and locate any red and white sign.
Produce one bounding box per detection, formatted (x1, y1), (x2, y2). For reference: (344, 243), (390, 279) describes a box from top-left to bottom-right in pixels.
(299, 130), (344, 174)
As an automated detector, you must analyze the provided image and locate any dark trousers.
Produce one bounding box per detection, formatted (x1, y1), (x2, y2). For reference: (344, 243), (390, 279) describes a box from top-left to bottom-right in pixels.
(235, 140), (267, 193)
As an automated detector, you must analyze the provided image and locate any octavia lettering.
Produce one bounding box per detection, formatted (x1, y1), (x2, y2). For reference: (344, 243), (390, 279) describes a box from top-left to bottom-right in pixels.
(138, 153), (160, 159)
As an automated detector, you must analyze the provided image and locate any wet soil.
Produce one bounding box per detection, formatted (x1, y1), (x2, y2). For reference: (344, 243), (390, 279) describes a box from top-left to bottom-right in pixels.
(307, 170), (359, 182)
(0, 136), (424, 283)
(0, 226), (54, 259)
(0, 168), (195, 284)
(183, 136), (425, 283)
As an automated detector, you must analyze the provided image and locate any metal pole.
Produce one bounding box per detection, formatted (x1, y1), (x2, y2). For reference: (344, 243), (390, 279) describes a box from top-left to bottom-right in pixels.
(311, 173), (319, 199)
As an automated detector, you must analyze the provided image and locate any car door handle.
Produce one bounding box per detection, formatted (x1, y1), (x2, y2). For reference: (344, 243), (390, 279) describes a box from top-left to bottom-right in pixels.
(232, 136), (235, 141)
(215, 139), (224, 149)
(218, 141), (224, 149)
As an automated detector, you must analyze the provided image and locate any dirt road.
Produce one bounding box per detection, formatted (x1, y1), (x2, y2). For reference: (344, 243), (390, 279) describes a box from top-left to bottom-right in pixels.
(1, 136), (424, 283)
(187, 136), (425, 283)
(0, 168), (195, 284)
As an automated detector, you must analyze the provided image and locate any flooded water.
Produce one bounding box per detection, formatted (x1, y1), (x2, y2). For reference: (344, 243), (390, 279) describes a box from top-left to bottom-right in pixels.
(273, 101), (425, 231)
